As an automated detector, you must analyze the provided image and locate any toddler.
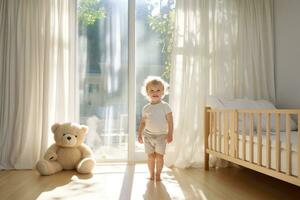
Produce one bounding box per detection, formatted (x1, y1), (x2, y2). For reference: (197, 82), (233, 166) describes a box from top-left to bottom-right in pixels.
(138, 76), (173, 181)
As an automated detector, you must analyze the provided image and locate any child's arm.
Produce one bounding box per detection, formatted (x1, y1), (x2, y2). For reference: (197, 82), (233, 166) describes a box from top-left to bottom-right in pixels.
(137, 117), (146, 143)
(166, 112), (173, 143)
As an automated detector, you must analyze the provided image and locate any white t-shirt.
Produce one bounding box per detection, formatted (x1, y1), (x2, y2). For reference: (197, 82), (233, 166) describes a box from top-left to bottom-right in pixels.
(142, 101), (172, 135)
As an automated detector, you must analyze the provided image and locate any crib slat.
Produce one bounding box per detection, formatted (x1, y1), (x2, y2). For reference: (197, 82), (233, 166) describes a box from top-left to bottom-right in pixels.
(250, 113), (254, 163)
(235, 112), (239, 158)
(298, 113), (300, 178)
(257, 113), (262, 166)
(204, 107), (210, 170)
(214, 112), (217, 151)
(276, 113), (281, 172)
(230, 112), (235, 157)
(286, 114), (291, 175)
(242, 113), (246, 161)
(224, 112), (229, 155)
(266, 113), (271, 169)
(211, 112), (215, 150)
(218, 112), (222, 152)
(209, 112), (213, 149)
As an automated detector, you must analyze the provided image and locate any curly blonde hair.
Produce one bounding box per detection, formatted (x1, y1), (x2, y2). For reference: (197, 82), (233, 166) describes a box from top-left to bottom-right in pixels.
(141, 76), (169, 100)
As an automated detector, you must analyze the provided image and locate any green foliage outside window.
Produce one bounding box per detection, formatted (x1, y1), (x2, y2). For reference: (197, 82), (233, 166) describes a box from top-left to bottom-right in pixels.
(78, 0), (175, 79)
(146, 0), (175, 79)
(78, 0), (106, 26)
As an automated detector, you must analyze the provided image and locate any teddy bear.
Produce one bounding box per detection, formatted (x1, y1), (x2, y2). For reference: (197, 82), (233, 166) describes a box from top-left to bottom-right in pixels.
(36, 122), (96, 175)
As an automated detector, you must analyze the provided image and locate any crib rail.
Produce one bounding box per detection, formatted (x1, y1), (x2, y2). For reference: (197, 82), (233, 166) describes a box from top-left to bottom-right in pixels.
(204, 107), (300, 187)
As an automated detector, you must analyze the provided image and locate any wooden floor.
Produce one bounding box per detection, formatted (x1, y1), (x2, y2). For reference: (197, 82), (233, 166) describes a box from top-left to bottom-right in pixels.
(0, 164), (299, 200)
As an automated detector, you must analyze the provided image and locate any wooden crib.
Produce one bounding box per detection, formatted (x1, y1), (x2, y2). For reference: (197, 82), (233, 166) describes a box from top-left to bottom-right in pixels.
(204, 107), (300, 186)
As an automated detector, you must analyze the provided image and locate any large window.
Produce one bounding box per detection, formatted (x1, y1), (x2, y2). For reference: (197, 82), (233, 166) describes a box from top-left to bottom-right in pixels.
(77, 0), (174, 161)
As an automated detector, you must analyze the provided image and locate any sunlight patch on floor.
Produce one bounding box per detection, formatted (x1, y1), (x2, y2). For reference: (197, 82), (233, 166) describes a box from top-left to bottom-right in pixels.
(35, 163), (190, 200)
(36, 164), (127, 200)
(131, 164), (185, 200)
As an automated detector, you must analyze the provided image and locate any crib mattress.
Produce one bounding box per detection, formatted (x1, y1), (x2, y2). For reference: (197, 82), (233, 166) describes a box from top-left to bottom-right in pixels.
(208, 131), (299, 176)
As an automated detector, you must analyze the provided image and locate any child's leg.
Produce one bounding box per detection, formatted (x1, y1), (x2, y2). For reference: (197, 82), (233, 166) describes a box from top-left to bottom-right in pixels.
(147, 153), (156, 180)
(155, 153), (164, 181)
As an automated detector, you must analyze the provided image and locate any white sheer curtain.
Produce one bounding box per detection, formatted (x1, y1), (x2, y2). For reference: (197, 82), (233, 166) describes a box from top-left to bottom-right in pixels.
(0, 0), (76, 169)
(165, 0), (275, 168)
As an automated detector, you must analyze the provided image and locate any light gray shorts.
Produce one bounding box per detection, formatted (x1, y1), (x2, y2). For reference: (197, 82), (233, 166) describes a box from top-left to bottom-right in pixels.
(143, 132), (167, 155)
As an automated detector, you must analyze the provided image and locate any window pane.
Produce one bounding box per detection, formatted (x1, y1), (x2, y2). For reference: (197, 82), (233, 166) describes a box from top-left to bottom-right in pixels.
(77, 0), (129, 161)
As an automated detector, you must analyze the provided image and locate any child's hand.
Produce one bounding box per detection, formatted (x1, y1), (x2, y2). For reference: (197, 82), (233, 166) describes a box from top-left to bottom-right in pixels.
(138, 134), (143, 144)
(165, 133), (173, 143)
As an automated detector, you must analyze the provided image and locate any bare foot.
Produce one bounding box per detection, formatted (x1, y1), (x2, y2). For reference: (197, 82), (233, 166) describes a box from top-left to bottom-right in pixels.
(155, 175), (161, 181)
(147, 170), (155, 180)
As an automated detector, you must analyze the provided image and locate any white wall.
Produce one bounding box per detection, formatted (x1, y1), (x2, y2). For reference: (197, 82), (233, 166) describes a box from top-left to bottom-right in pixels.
(274, 0), (300, 108)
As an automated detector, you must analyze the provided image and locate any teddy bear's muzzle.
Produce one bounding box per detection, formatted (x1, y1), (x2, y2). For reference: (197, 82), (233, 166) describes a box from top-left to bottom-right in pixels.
(62, 134), (77, 146)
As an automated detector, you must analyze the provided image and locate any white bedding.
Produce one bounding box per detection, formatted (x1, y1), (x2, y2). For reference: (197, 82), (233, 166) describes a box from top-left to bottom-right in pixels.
(208, 131), (299, 176)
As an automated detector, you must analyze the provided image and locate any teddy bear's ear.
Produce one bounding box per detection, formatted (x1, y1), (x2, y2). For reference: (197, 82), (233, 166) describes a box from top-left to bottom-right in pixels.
(81, 125), (88, 134)
(51, 123), (60, 133)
